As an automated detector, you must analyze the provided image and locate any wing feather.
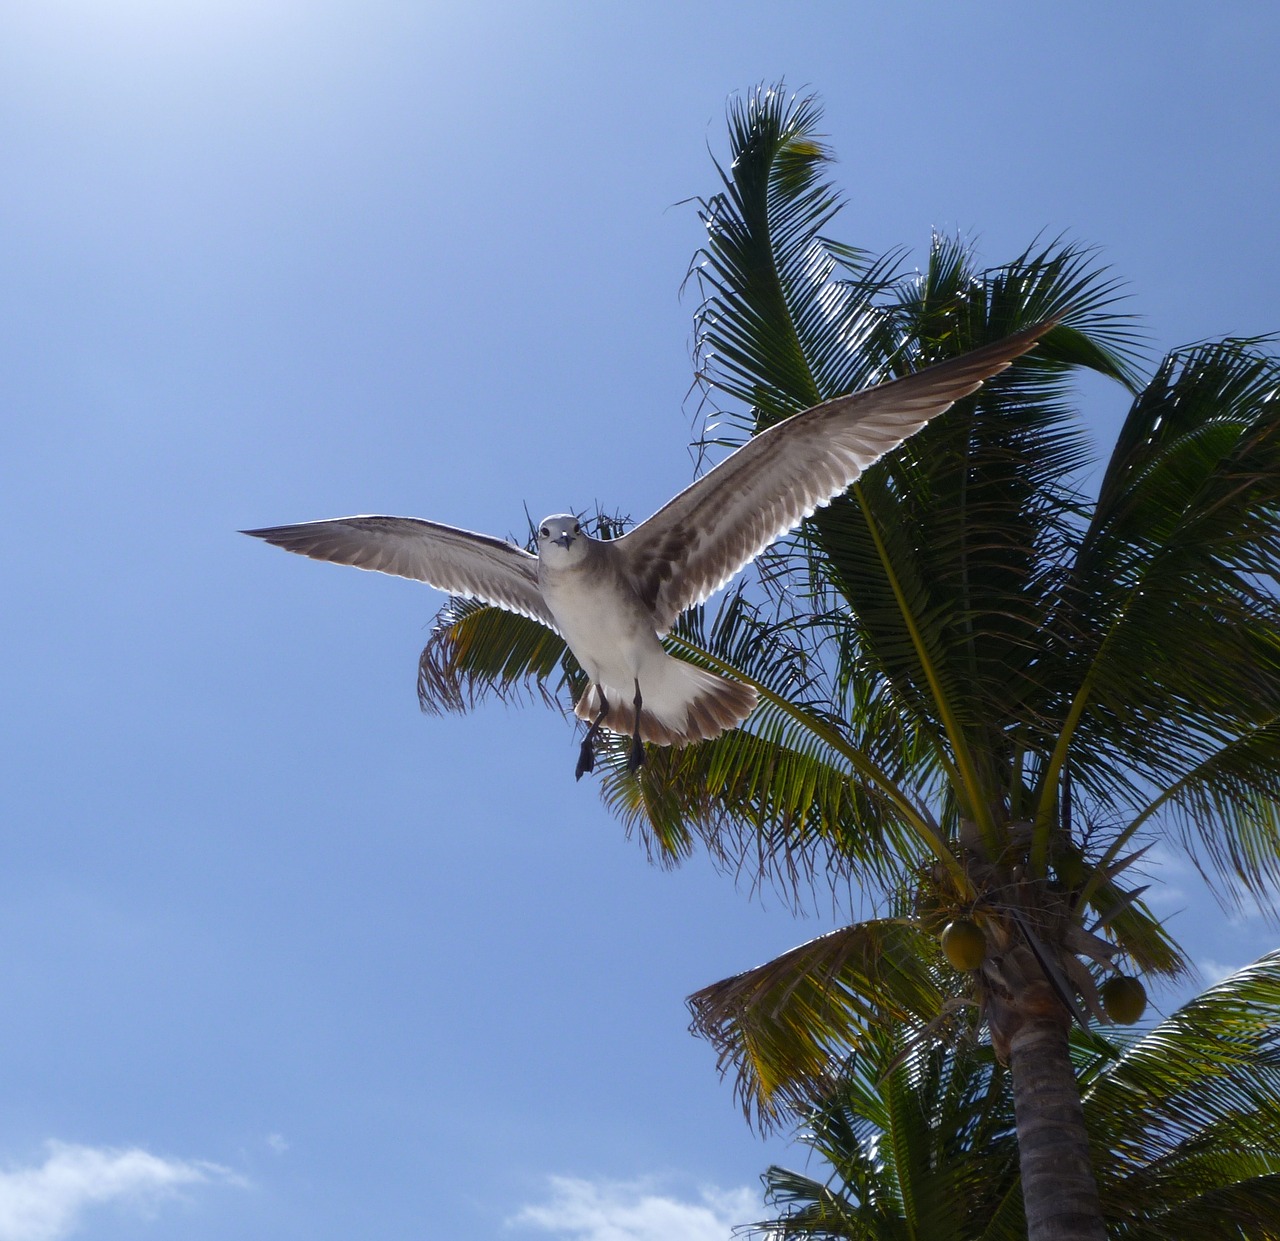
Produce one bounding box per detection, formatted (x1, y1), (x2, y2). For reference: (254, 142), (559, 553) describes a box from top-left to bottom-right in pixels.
(243, 516), (557, 630)
(616, 322), (1056, 632)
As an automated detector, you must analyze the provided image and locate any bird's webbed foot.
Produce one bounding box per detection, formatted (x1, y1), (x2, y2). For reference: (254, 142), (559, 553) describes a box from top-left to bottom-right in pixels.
(575, 694), (610, 782)
(627, 679), (646, 774)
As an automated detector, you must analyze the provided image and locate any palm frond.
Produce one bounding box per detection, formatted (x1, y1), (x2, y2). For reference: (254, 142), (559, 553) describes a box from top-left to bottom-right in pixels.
(737, 953), (1280, 1240)
(1081, 951), (1280, 1235)
(1083, 887), (1188, 981)
(1041, 339), (1280, 903)
(417, 597), (577, 715)
(743, 1017), (1021, 1240)
(687, 918), (953, 1130)
(808, 240), (1137, 803)
(688, 84), (898, 421)
(689, 86), (1147, 838)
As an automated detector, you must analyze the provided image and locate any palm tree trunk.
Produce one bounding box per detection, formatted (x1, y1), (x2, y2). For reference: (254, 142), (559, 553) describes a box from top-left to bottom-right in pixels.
(1008, 1013), (1106, 1240)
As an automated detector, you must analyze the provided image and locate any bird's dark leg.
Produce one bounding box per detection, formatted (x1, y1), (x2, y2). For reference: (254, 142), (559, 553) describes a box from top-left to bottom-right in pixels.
(575, 693), (610, 781)
(628, 678), (646, 773)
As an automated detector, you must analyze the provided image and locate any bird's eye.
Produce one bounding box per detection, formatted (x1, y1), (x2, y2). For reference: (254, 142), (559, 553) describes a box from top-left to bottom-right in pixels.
(573, 522), (581, 534)
(540, 526), (550, 538)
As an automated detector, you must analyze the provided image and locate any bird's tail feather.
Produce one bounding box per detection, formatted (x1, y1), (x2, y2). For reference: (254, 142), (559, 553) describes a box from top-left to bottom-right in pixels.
(575, 660), (757, 746)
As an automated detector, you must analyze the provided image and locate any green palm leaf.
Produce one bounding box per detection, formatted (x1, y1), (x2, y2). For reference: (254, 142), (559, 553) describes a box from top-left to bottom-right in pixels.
(738, 1027), (1021, 1240)
(1081, 950), (1280, 1237)
(739, 953), (1280, 1240)
(1042, 340), (1280, 901)
(417, 596), (576, 715)
(689, 85), (1143, 847)
(687, 917), (954, 1128)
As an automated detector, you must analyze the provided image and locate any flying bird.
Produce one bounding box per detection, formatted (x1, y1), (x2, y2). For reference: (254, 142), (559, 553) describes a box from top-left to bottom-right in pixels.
(245, 322), (1054, 779)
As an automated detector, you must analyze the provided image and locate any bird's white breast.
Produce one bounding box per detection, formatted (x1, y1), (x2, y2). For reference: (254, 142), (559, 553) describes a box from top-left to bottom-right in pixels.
(539, 555), (663, 688)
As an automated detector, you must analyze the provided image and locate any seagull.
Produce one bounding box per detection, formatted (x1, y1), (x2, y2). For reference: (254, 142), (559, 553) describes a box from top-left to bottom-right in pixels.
(245, 322), (1054, 778)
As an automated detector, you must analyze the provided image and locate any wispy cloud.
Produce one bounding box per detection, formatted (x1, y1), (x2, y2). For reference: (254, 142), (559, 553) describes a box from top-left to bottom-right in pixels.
(1139, 844), (1190, 912)
(1198, 957), (1244, 986)
(511, 1175), (759, 1241)
(0, 1141), (241, 1241)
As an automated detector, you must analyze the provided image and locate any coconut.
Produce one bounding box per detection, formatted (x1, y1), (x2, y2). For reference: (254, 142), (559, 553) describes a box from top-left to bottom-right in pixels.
(1101, 974), (1147, 1024)
(940, 919), (987, 971)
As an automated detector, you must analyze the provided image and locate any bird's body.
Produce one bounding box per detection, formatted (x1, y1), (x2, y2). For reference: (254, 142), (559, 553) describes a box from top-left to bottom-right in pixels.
(536, 524), (757, 749)
(245, 321), (1055, 775)
(536, 528), (657, 689)
(538, 534), (665, 718)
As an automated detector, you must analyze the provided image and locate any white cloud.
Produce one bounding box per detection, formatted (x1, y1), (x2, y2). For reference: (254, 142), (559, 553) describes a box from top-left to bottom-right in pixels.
(1139, 844), (1189, 911)
(510, 1175), (760, 1241)
(1198, 957), (1243, 986)
(0, 1141), (240, 1241)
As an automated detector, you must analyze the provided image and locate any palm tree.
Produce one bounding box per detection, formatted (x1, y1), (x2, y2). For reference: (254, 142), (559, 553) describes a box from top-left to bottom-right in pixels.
(417, 87), (1280, 1239)
(740, 952), (1280, 1240)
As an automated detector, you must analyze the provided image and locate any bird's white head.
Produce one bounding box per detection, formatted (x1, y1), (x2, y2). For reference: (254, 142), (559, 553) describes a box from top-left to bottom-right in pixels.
(536, 513), (589, 566)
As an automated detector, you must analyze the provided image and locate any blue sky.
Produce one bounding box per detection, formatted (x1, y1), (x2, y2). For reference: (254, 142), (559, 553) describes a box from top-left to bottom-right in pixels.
(1, 3), (1278, 1238)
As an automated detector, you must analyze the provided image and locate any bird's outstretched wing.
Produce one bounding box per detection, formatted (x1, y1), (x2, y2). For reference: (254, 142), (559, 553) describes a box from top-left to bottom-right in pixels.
(616, 321), (1056, 633)
(243, 516), (557, 629)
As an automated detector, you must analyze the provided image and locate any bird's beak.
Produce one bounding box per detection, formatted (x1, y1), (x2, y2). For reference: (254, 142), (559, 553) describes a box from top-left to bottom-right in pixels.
(553, 532), (574, 549)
